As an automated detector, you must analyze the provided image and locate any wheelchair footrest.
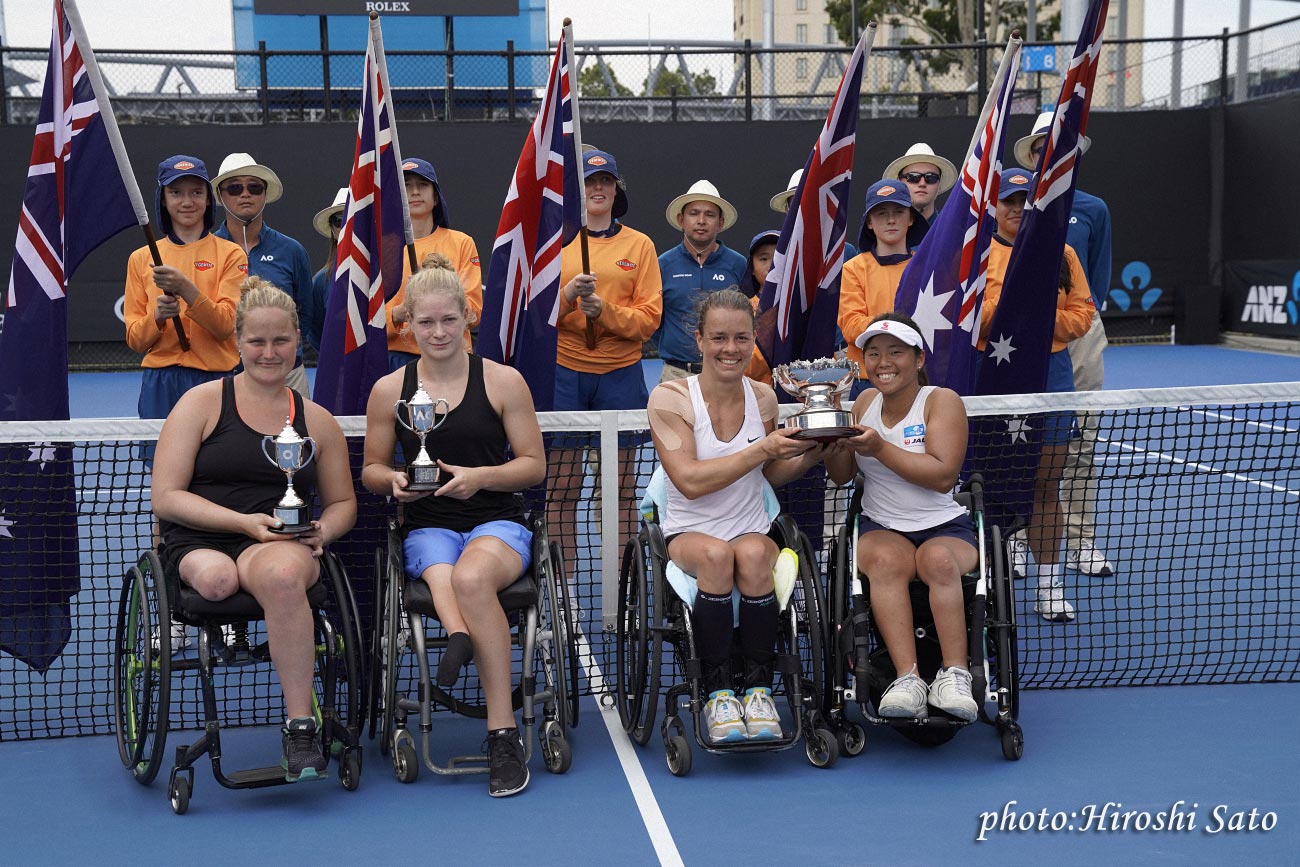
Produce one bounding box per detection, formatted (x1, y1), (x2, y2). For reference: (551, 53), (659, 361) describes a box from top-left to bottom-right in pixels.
(226, 766), (321, 785)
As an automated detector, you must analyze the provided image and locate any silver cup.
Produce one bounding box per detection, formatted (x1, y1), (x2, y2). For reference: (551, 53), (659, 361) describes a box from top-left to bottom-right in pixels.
(261, 419), (316, 534)
(772, 358), (861, 441)
(395, 382), (450, 491)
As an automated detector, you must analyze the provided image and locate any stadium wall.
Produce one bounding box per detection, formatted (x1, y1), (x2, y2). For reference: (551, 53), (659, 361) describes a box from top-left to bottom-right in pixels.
(0, 96), (1293, 352)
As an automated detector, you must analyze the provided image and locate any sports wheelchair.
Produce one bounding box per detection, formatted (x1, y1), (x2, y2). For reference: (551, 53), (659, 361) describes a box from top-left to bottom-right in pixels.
(824, 475), (1023, 760)
(615, 468), (838, 775)
(370, 512), (580, 783)
(112, 546), (365, 814)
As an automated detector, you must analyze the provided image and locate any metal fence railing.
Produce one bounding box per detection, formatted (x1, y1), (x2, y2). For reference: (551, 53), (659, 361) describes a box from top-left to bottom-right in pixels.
(1, 16), (1296, 125)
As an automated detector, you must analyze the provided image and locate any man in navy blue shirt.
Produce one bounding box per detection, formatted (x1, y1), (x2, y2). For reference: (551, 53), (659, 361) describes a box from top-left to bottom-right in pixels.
(655, 180), (747, 381)
(1014, 113), (1116, 578)
(213, 153), (315, 398)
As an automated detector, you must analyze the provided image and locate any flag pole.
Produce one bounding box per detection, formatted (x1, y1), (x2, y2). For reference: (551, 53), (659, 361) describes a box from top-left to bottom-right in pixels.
(368, 13), (419, 279)
(564, 18), (597, 351)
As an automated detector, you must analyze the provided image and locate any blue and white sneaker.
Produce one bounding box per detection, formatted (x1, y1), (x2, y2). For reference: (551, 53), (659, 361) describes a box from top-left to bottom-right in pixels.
(742, 687), (781, 740)
(704, 690), (746, 743)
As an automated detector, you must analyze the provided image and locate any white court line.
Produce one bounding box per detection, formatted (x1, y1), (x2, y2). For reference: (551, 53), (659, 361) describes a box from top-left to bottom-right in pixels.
(572, 628), (684, 867)
(1185, 408), (1300, 435)
(1098, 436), (1300, 499)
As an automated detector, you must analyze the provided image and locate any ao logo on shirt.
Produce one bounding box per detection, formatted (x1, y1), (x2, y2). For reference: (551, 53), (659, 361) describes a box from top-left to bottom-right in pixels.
(902, 423), (926, 447)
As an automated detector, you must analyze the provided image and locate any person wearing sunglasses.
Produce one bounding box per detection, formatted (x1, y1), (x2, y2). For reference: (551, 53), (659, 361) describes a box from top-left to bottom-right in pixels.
(213, 153), (315, 399)
(307, 188), (347, 354)
(881, 142), (957, 227)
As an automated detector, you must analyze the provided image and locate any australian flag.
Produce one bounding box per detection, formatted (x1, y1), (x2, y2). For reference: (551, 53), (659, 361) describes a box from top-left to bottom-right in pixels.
(477, 24), (583, 412)
(893, 35), (1023, 396)
(1, 0), (146, 671)
(314, 14), (408, 416)
(972, 0), (1110, 524)
(756, 24), (876, 370)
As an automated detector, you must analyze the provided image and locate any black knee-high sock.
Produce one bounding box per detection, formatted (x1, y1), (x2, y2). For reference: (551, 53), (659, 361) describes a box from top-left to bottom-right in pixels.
(738, 591), (778, 690)
(692, 590), (734, 694)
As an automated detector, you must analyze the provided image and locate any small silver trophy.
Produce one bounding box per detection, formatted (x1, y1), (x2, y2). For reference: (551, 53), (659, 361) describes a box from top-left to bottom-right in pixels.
(395, 382), (450, 491)
(772, 358), (861, 442)
(261, 419), (316, 534)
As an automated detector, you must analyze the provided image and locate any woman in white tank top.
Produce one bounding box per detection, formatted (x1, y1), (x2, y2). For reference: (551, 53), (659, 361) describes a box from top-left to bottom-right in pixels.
(826, 313), (980, 722)
(647, 290), (829, 743)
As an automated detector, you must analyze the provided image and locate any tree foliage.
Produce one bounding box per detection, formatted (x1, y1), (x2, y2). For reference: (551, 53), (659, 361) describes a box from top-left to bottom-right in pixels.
(577, 63), (632, 98)
(643, 67), (720, 97)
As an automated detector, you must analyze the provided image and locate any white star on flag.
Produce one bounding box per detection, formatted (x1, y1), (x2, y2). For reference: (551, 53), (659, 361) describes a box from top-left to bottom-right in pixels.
(0, 509), (14, 540)
(989, 333), (1016, 365)
(28, 442), (56, 470)
(910, 275), (954, 350)
(1007, 416), (1031, 443)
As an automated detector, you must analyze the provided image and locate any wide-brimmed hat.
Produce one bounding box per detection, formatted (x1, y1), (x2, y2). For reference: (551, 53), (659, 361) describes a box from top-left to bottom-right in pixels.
(212, 152), (283, 204)
(582, 149), (628, 218)
(882, 143), (957, 194)
(997, 169), (1035, 200)
(769, 168), (803, 213)
(664, 179), (738, 233)
(1014, 110), (1093, 170)
(401, 157), (450, 228)
(155, 154), (215, 235)
(856, 179), (928, 251)
(313, 187), (348, 238)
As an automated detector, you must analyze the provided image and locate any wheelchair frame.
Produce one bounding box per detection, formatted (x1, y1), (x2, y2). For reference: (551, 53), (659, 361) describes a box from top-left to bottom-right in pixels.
(370, 513), (580, 784)
(615, 508), (839, 776)
(112, 547), (365, 813)
(824, 475), (1023, 760)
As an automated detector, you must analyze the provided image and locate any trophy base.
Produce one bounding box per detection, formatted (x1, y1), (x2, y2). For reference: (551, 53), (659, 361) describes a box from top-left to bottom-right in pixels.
(783, 409), (859, 442)
(406, 464), (442, 492)
(271, 505), (313, 535)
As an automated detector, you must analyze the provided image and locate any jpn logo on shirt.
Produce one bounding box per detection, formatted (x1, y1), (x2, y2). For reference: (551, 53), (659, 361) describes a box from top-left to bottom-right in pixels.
(902, 423), (926, 447)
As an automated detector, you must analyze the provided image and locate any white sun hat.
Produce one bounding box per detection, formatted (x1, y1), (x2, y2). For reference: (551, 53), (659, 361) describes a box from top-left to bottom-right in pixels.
(769, 168), (803, 213)
(312, 187), (348, 238)
(664, 179), (738, 232)
(1014, 110), (1092, 170)
(211, 152), (284, 203)
(882, 142), (957, 194)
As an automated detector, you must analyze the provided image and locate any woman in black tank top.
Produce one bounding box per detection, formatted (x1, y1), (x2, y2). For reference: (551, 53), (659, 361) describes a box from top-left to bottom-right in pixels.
(152, 279), (357, 779)
(362, 255), (544, 797)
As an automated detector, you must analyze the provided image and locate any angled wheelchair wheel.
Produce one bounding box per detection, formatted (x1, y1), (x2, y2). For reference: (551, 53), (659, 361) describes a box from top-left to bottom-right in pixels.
(634, 530), (670, 748)
(377, 542), (405, 758)
(112, 550), (170, 785)
(790, 530), (825, 711)
(615, 537), (648, 735)
(535, 540), (575, 733)
(989, 525), (1020, 721)
(319, 554), (362, 740)
(547, 539), (581, 729)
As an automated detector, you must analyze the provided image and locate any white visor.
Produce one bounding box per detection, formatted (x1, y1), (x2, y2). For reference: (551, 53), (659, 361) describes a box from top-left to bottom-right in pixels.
(855, 319), (925, 350)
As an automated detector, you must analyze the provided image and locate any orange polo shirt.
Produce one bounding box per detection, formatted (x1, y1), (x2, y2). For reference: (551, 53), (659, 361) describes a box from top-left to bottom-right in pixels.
(838, 250), (912, 380)
(980, 239), (1094, 353)
(385, 227), (482, 353)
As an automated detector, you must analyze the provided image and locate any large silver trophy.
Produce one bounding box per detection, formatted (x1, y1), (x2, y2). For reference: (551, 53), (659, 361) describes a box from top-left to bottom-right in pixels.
(395, 382), (450, 491)
(261, 419), (317, 534)
(772, 358), (860, 441)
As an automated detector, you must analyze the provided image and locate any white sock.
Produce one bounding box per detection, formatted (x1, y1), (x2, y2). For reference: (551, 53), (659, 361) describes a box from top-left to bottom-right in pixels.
(1038, 562), (1063, 588)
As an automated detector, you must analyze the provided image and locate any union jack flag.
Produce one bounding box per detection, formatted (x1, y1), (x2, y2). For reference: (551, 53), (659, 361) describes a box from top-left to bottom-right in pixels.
(756, 24), (876, 370)
(314, 15), (410, 416)
(893, 35), (1023, 395)
(477, 23), (583, 412)
(0, 0), (145, 671)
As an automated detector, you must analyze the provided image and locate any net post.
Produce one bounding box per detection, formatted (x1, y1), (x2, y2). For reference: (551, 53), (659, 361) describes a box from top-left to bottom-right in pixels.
(599, 411), (620, 631)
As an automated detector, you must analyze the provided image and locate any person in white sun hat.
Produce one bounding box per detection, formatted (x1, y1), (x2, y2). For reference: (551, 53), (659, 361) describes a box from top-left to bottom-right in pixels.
(1007, 110), (1116, 581)
(654, 180), (747, 382)
(882, 142), (957, 226)
(306, 187), (347, 353)
(212, 152), (315, 398)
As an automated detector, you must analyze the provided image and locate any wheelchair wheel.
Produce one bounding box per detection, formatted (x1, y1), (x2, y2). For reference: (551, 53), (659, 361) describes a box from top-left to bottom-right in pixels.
(1000, 721), (1024, 761)
(378, 545), (404, 758)
(112, 550), (170, 785)
(789, 531), (825, 711)
(990, 525), (1020, 721)
(665, 733), (692, 777)
(836, 721), (867, 757)
(367, 546), (385, 741)
(805, 726), (839, 769)
(536, 541), (575, 733)
(615, 537), (647, 735)
(547, 540), (581, 729)
(634, 531), (670, 748)
(319, 554), (362, 740)
(541, 720), (573, 774)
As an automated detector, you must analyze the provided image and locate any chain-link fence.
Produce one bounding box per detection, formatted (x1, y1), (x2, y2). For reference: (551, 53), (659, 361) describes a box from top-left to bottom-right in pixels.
(2, 16), (1297, 125)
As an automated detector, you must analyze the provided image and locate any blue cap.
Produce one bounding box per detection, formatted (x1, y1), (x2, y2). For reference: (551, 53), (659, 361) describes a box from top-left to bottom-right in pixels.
(998, 169), (1035, 201)
(856, 179), (927, 251)
(401, 157), (450, 228)
(583, 149), (628, 218)
(741, 229), (781, 298)
(748, 229), (780, 256)
(155, 155), (215, 236)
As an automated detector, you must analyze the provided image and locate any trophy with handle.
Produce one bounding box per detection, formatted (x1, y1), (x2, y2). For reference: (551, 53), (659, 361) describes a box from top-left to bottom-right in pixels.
(395, 382), (450, 491)
(772, 358), (860, 442)
(261, 419), (316, 534)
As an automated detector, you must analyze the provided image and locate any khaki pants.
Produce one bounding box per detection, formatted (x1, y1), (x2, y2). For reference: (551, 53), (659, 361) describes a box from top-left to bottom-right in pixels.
(1061, 311), (1107, 547)
(659, 362), (696, 383)
(285, 364), (311, 402)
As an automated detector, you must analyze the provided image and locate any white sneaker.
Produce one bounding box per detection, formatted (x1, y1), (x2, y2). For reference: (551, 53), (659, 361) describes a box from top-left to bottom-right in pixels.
(928, 666), (978, 721)
(1067, 540), (1114, 577)
(703, 690), (747, 743)
(1036, 583), (1077, 622)
(153, 620), (190, 654)
(1007, 531), (1029, 579)
(742, 687), (781, 740)
(877, 671), (928, 719)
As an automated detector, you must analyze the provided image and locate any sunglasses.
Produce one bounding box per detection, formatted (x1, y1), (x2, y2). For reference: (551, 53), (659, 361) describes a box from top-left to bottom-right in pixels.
(221, 182), (266, 197)
(328, 213), (343, 229)
(900, 171), (941, 185)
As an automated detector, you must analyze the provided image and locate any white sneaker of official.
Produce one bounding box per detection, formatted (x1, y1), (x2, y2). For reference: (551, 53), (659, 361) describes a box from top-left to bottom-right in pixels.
(1067, 539), (1115, 577)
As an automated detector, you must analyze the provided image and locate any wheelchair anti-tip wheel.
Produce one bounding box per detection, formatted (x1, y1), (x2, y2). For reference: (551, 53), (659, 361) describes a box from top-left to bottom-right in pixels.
(113, 549), (171, 785)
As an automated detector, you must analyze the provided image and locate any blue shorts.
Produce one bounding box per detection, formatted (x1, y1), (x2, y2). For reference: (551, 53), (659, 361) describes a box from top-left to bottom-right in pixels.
(403, 520), (533, 579)
(388, 350), (418, 373)
(1041, 349), (1078, 445)
(858, 513), (977, 550)
(551, 362), (650, 449)
(138, 366), (230, 419)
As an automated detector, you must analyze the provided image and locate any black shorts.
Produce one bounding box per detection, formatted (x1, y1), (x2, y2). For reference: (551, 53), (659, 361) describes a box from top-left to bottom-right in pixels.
(161, 530), (260, 578)
(858, 513), (977, 550)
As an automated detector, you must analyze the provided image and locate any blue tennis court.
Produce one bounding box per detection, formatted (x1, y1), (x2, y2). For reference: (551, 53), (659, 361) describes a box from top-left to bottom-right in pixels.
(3, 342), (1298, 864)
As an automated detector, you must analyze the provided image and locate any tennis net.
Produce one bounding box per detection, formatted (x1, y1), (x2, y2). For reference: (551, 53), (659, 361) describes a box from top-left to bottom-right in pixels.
(1, 380), (1297, 741)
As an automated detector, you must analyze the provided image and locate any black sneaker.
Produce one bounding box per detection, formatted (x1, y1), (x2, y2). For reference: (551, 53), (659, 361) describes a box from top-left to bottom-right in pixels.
(282, 717), (326, 782)
(485, 727), (529, 798)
